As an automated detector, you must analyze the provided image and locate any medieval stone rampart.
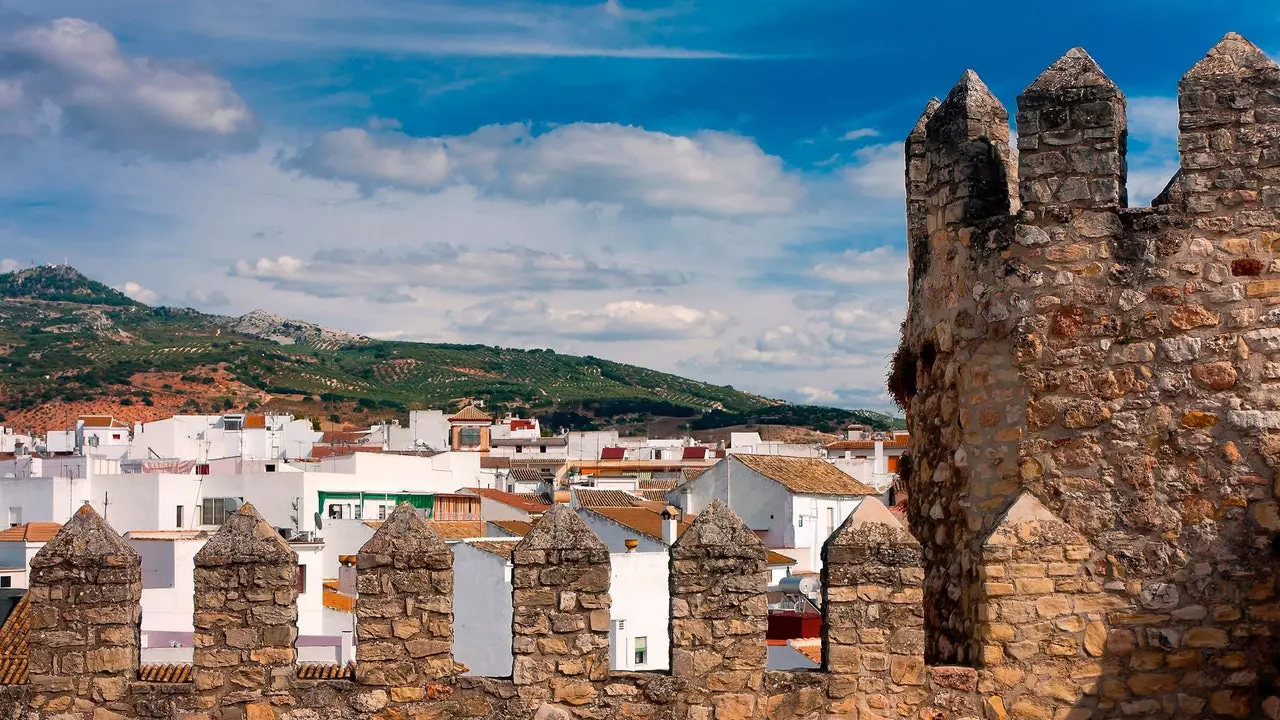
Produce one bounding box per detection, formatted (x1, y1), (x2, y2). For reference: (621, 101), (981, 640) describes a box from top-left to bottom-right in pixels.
(894, 31), (1280, 718)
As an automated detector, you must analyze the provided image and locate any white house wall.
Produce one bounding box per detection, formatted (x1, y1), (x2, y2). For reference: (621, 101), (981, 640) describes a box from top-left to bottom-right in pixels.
(576, 511), (666, 554)
(608, 551), (669, 672)
(452, 544), (514, 677)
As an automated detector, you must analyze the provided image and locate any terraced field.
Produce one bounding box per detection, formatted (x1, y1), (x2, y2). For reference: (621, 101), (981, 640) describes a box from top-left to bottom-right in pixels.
(0, 265), (902, 433)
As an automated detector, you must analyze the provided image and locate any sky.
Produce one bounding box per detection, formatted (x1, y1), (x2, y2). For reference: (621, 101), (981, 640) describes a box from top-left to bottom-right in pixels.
(0, 1), (1275, 412)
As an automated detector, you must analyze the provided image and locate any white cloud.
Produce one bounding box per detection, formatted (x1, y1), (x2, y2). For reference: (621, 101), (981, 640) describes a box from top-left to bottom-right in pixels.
(794, 385), (838, 404)
(231, 244), (686, 300)
(841, 142), (905, 199)
(840, 128), (879, 142)
(0, 18), (257, 157)
(0, 259), (22, 274)
(1128, 97), (1179, 145)
(713, 298), (903, 371)
(808, 246), (908, 286)
(288, 122), (805, 217)
(453, 297), (730, 341)
(117, 280), (159, 304)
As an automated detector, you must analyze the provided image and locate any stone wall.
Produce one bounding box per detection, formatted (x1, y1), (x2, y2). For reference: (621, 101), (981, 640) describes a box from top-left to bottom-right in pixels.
(0, 501), (989, 720)
(894, 31), (1280, 718)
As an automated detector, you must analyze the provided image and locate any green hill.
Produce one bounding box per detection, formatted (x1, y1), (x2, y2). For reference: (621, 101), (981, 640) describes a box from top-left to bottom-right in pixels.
(0, 265), (903, 433)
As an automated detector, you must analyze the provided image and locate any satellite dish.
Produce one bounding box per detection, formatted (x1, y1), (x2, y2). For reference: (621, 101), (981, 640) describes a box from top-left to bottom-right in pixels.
(226, 498), (243, 514)
(313, 511), (323, 531)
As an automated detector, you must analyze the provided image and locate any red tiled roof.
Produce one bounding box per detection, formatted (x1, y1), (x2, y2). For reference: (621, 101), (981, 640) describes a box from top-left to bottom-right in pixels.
(450, 405), (493, 422)
(481, 456), (511, 469)
(319, 430), (368, 444)
(488, 520), (532, 537)
(600, 447), (626, 460)
(639, 479), (678, 491)
(80, 416), (127, 428)
(0, 523), (61, 543)
(825, 435), (911, 451)
(424, 521), (486, 540)
(573, 489), (641, 508)
(733, 455), (879, 496)
(682, 446), (709, 460)
(766, 550), (796, 566)
(243, 414), (267, 430)
(309, 445), (384, 459)
(0, 595), (29, 685)
(467, 488), (550, 514)
(788, 638), (822, 665)
(582, 507), (689, 543)
(466, 540), (519, 560)
(138, 664), (191, 683)
(508, 467), (544, 484)
(323, 588), (354, 614)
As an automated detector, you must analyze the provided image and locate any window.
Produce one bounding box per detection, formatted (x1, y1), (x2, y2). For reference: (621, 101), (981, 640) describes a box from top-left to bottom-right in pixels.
(328, 504), (342, 519)
(459, 427), (482, 446)
(176, 506), (184, 528)
(515, 446), (523, 454)
(6, 507), (19, 527)
(826, 508), (835, 535)
(378, 505), (388, 520)
(111, 433), (121, 440)
(296, 564), (307, 594)
(0, 577), (11, 588)
(195, 464), (210, 476)
(540, 445), (547, 454)
(634, 636), (647, 666)
(265, 464), (277, 473)
(200, 498), (239, 526)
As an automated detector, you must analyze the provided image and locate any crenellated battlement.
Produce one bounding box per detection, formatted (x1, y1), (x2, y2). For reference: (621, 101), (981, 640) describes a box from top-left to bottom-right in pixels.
(895, 30), (1280, 719)
(0, 500), (992, 720)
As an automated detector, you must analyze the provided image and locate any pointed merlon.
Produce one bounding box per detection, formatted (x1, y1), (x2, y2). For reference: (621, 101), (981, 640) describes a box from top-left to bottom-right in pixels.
(826, 498), (918, 548)
(908, 97), (942, 140)
(1025, 47), (1118, 93)
(29, 503), (138, 569)
(359, 502), (451, 570)
(194, 502), (297, 566)
(1184, 32), (1278, 80)
(929, 69), (1008, 140)
(514, 503), (607, 552)
(669, 499), (764, 559)
(982, 491), (1089, 548)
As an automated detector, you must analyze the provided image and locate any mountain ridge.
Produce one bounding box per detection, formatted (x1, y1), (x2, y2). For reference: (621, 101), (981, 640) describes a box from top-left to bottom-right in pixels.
(0, 265), (903, 434)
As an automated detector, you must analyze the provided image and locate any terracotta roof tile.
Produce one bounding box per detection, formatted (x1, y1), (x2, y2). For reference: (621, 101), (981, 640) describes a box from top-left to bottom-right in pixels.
(138, 664), (192, 683)
(788, 638), (822, 665)
(600, 447), (626, 460)
(243, 414), (267, 430)
(466, 540), (519, 560)
(0, 523), (61, 543)
(297, 662), (355, 680)
(582, 507), (689, 543)
(488, 520), (532, 537)
(425, 521), (487, 540)
(323, 588), (355, 614)
(766, 550), (797, 565)
(0, 595), (29, 685)
(639, 479), (678, 491)
(681, 466), (712, 482)
(682, 446), (709, 460)
(573, 489), (641, 508)
(508, 467), (544, 484)
(732, 455), (878, 496)
(449, 406), (493, 422)
(481, 456), (511, 469)
(79, 415), (127, 428)
(638, 490), (671, 502)
(825, 435), (911, 451)
(467, 489), (550, 514)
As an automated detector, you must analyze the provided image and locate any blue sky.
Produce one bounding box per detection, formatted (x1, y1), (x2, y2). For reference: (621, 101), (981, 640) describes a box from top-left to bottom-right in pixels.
(0, 1), (1275, 411)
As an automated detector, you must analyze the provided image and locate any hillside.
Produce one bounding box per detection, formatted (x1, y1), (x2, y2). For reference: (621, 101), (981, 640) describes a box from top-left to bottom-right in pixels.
(0, 265), (903, 434)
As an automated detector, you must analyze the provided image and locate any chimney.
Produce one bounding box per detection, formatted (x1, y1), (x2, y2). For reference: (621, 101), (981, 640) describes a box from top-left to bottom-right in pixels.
(874, 436), (886, 475)
(661, 507), (678, 546)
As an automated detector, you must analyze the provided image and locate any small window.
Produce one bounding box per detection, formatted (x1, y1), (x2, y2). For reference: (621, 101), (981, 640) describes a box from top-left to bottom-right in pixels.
(634, 636), (647, 666)
(328, 504), (342, 519)
(6, 507), (19, 527)
(176, 506), (184, 528)
(111, 433), (121, 440)
(0, 577), (11, 589)
(540, 445), (547, 454)
(378, 505), (388, 520)
(459, 427), (482, 446)
(296, 564), (307, 594)
(826, 507), (835, 535)
(515, 446), (523, 454)
(265, 464), (277, 473)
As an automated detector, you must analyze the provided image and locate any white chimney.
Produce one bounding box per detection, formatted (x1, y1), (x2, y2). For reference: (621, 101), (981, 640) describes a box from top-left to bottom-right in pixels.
(661, 508), (678, 546)
(874, 438), (886, 475)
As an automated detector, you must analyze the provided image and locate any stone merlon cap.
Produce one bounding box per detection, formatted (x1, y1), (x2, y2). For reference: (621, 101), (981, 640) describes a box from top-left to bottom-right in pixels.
(982, 491), (1088, 548)
(514, 503), (608, 552)
(826, 497), (918, 548)
(907, 97), (941, 140)
(928, 69), (1008, 141)
(194, 502), (297, 566)
(29, 504), (139, 569)
(670, 499), (764, 559)
(1183, 32), (1278, 81)
(1023, 47), (1119, 94)
(358, 502), (451, 570)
